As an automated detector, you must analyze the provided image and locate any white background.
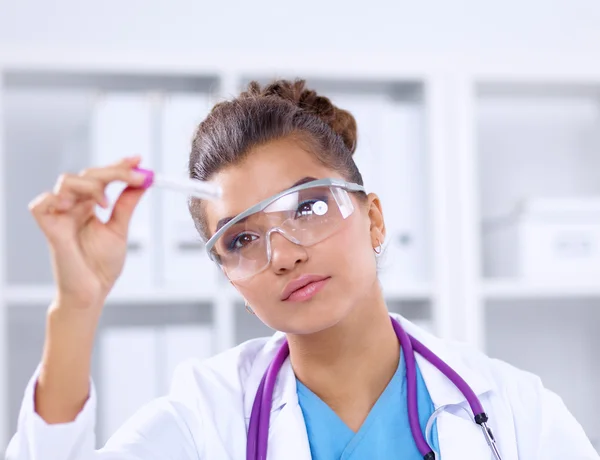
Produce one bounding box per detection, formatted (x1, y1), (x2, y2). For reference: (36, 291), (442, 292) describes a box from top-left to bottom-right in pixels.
(1, 0), (600, 56)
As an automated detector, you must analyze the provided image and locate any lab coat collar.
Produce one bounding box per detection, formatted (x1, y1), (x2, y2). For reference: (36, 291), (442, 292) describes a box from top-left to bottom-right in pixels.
(243, 312), (495, 419)
(398, 315), (495, 409)
(243, 331), (297, 419)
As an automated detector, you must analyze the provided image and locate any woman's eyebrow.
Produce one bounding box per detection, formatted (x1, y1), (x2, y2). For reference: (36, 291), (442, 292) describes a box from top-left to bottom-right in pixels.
(214, 176), (318, 232)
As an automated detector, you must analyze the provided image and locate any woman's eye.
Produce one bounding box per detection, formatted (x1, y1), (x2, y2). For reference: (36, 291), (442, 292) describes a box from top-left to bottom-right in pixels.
(229, 233), (258, 251)
(297, 202), (314, 216)
(296, 199), (328, 217)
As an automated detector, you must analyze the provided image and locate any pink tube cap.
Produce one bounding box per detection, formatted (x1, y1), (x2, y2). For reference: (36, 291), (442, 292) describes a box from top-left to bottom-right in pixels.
(133, 167), (155, 189)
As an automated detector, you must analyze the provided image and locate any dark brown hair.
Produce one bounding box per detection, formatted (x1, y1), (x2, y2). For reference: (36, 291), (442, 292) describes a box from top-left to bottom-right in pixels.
(188, 78), (365, 240)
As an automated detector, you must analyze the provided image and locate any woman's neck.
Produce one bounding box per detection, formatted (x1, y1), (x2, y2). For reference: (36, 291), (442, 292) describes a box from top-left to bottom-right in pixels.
(286, 289), (399, 431)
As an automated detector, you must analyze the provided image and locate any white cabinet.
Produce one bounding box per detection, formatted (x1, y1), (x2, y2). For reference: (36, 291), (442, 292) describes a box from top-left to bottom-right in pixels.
(485, 299), (600, 448)
(324, 82), (432, 289)
(98, 326), (162, 441)
(0, 71), (227, 448)
(478, 86), (600, 280)
(90, 93), (156, 290)
(160, 323), (214, 389)
(471, 80), (600, 448)
(98, 321), (214, 444)
(379, 97), (430, 285)
(159, 93), (220, 291)
(327, 92), (386, 192)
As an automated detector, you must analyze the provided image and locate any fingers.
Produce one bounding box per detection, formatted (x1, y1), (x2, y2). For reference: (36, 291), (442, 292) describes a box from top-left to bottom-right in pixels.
(47, 158), (148, 209)
(28, 192), (74, 219)
(53, 174), (109, 208)
(79, 161), (147, 189)
(29, 156), (149, 221)
(107, 186), (147, 235)
(113, 155), (142, 168)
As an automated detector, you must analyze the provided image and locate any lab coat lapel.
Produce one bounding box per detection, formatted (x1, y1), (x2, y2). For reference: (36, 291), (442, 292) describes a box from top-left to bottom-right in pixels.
(243, 332), (288, 419)
(267, 401), (312, 460)
(396, 315), (498, 459)
(265, 358), (311, 460)
(413, 350), (496, 459)
(244, 333), (312, 460)
(435, 408), (494, 459)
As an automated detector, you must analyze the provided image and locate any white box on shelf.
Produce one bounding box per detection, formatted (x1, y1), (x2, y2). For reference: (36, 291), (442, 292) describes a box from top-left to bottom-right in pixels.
(159, 94), (219, 291)
(90, 93), (156, 290)
(509, 198), (600, 282)
(378, 99), (429, 286)
(98, 326), (161, 442)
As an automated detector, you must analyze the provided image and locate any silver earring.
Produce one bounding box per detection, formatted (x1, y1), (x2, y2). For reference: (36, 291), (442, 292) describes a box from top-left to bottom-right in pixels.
(373, 238), (383, 255)
(245, 301), (255, 315)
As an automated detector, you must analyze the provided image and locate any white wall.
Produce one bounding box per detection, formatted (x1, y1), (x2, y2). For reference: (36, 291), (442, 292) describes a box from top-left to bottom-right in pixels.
(1, 0), (600, 57)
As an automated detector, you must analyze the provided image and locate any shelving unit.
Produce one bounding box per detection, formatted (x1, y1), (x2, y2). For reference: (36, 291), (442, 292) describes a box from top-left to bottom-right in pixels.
(0, 57), (448, 449)
(0, 69), (10, 455)
(462, 77), (600, 450)
(0, 52), (598, 451)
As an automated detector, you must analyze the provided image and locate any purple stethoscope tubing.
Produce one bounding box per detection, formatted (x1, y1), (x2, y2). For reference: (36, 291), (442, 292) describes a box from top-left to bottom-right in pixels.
(247, 342), (290, 460)
(247, 317), (499, 460)
(390, 318), (488, 458)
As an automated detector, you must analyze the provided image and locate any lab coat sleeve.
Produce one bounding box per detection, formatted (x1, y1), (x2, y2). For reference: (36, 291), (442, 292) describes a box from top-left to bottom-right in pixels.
(537, 387), (599, 459)
(4, 365), (203, 460)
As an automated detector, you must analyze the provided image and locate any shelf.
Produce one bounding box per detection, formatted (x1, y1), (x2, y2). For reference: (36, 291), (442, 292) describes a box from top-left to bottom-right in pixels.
(382, 281), (433, 301)
(481, 279), (600, 300)
(3, 285), (233, 306)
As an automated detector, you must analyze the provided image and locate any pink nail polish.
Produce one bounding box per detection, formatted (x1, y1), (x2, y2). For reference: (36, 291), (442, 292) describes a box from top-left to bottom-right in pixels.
(132, 167), (154, 189)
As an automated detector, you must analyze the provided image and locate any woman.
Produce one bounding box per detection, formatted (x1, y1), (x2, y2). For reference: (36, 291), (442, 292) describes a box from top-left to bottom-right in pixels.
(5, 80), (598, 460)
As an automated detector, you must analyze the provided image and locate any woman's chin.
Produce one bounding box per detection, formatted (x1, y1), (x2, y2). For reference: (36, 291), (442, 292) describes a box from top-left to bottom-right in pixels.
(271, 303), (350, 336)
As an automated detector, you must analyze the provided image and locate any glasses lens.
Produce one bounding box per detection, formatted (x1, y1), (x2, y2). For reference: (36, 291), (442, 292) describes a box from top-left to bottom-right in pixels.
(214, 185), (355, 280)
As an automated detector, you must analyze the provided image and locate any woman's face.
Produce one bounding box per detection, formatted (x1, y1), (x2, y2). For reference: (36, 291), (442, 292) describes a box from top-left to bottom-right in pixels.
(204, 137), (386, 335)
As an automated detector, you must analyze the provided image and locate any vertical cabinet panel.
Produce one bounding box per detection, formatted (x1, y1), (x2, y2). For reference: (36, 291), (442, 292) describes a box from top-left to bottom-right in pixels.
(159, 94), (219, 291)
(97, 316), (214, 444)
(160, 323), (214, 390)
(90, 93), (155, 289)
(328, 88), (430, 287)
(98, 326), (161, 441)
(379, 100), (429, 285)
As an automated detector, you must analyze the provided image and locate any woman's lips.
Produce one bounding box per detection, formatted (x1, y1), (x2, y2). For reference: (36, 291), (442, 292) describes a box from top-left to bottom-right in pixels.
(281, 275), (331, 302)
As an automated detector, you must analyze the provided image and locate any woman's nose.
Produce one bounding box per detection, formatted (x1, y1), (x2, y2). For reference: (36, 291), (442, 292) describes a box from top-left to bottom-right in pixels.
(268, 231), (308, 274)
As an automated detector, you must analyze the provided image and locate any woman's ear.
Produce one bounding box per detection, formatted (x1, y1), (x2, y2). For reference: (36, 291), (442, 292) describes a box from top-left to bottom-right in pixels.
(366, 193), (386, 248)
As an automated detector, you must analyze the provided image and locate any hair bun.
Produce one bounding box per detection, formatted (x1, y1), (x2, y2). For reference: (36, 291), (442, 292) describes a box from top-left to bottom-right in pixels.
(241, 79), (357, 154)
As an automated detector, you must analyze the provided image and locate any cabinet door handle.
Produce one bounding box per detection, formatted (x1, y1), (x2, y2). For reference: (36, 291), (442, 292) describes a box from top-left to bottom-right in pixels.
(127, 241), (143, 252)
(177, 241), (205, 251)
(397, 232), (413, 246)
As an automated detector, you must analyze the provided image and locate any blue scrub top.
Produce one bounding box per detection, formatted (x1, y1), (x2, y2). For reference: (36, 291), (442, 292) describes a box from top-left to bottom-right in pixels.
(297, 350), (439, 459)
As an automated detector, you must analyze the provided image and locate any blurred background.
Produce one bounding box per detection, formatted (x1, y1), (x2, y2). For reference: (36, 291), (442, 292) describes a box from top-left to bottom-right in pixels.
(1, 0), (600, 453)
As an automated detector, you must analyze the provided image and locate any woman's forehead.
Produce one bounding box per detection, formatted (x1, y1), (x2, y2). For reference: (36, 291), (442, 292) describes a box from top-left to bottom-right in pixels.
(203, 140), (340, 233)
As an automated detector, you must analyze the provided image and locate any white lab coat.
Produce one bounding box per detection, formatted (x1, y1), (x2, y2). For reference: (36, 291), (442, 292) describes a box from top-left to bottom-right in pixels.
(5, 313), (599, 459)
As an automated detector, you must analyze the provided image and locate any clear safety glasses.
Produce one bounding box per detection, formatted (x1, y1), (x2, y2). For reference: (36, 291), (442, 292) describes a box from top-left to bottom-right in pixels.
(205, 178), (366, 281)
